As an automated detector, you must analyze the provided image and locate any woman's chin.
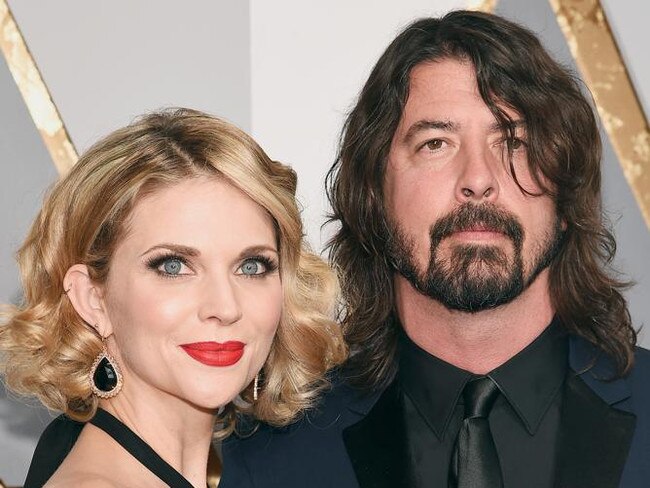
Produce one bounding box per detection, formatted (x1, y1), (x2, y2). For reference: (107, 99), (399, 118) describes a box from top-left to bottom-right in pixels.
(182, 387), (245, 412)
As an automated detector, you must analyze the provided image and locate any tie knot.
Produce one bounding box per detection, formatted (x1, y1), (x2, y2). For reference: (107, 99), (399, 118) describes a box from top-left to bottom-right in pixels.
(462, 377), (500, 419)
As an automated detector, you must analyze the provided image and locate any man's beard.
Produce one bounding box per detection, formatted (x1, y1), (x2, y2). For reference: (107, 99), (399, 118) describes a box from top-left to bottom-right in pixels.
(386, 203), (564, 313)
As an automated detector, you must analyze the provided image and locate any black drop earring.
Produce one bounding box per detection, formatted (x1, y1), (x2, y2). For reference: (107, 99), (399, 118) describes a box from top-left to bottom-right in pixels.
(89, 340), (123, 398)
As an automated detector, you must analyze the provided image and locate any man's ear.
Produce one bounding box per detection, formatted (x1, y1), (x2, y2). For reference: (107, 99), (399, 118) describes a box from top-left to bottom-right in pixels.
(64, 264), (113, 338)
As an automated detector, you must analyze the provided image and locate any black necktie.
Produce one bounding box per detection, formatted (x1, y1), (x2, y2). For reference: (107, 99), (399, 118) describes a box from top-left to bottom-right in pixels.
(449, 376), (504, 488)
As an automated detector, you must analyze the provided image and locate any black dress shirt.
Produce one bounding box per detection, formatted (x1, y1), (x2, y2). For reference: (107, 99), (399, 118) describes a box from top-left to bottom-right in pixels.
(399, 318), (568, 487)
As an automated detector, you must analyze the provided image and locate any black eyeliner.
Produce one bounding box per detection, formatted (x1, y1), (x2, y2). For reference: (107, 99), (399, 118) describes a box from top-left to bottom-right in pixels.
(145, 253), (190, 278)
(242, 254), (279, 276)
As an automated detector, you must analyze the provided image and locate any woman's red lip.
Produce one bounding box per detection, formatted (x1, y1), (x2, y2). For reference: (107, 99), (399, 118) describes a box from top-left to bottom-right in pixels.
(180, 342), (245, 367)
(180, 341), (245, 352)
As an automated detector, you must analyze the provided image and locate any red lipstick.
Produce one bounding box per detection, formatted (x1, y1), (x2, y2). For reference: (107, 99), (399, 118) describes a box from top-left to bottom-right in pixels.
(180, 341), (245, 367)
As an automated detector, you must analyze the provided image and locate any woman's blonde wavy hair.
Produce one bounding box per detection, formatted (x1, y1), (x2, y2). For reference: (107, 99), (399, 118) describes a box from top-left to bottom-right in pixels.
(0, 108), (346, 437)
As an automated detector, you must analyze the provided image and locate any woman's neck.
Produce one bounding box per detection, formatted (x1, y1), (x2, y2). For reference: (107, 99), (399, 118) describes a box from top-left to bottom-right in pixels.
(99, 377), (215, 487)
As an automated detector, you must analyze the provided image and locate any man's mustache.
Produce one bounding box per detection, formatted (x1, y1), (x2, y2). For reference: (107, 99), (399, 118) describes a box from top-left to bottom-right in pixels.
(430, 203), (524, 247)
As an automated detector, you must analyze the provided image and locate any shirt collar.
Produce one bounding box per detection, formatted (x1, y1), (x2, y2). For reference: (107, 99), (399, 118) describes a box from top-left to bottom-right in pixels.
(399, 333), (472, 439)
(399, 316), (568, 439)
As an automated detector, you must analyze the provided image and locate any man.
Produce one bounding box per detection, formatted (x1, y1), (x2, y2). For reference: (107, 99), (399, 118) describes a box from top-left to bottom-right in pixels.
(220, 10), (650, 488)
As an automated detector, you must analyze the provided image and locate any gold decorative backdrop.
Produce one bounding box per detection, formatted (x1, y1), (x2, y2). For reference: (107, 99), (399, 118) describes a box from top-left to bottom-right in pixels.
(468, 0), (498, 13)
(550, 0), (650, 229)
(1, 0), (648, 226)
(0, 0), (77, 175)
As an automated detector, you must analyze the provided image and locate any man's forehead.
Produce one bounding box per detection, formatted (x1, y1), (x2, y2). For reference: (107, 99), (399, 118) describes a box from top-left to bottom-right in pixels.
(401, 61), (524, 132)
(408, 58), (477, 92)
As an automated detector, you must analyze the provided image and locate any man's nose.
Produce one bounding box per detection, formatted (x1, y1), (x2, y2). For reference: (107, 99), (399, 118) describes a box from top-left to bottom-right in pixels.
(454, 144), (500, 203)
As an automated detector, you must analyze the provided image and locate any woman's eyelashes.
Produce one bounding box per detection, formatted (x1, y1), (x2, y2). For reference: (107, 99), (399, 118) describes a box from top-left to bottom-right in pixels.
(236, 255), (278, 278)
(145, 253), (278, 279)
(146, 253), (193, 278)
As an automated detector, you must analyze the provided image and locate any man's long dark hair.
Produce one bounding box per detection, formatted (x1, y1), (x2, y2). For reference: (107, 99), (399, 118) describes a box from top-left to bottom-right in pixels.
(325, 10), (636, 391)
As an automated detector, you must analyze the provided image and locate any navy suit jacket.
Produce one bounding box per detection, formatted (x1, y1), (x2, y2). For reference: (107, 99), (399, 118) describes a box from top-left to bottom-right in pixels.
(22, 336), (650, 487)
(220, 337), (650, 488)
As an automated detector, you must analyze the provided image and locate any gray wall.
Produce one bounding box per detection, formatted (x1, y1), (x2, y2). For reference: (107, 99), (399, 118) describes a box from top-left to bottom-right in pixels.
(9, 0), (252, 150)
(0, 0), (648, 484)
(0, 53), (58, 484)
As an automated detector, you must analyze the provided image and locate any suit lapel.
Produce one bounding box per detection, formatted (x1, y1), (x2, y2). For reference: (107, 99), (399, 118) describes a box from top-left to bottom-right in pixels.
(343, 380), (411, 488)
(342, 337), (637, 488)
(554, 338), (637, 488)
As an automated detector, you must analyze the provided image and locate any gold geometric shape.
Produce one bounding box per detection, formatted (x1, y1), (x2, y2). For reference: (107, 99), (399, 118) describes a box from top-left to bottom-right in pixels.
(0, 0), (77, 176)
(550, 0), (650, 229)
(467, 0), (498, 13)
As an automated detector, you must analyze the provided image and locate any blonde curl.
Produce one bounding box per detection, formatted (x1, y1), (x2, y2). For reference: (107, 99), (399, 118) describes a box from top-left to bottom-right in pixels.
(0, 108), (347, 437)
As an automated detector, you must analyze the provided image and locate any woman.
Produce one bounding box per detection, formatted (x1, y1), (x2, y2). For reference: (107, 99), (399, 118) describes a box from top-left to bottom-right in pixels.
(0, 108), (346, 487)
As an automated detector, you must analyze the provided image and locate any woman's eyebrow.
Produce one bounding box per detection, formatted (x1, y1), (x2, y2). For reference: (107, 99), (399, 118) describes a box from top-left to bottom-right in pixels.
(237, 245), (279, 259)
(140, 243), (200, 257)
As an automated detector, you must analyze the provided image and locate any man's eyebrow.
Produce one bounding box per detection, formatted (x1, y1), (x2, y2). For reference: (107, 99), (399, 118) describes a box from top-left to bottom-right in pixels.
(488, 119), (526, 134)
(403, 119), (460, 143)
(140, 244), (200, 257)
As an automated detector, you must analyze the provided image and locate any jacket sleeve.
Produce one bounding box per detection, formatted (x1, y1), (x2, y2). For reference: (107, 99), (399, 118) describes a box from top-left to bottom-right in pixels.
(219, 436), (255, 488)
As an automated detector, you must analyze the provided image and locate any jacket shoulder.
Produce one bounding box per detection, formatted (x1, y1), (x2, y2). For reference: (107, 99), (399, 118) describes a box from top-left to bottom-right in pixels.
(220, 379), (376, 488)
(633, 345), (650, 367)
(626, 345), (650, 396)
(618, 346), (650, 485)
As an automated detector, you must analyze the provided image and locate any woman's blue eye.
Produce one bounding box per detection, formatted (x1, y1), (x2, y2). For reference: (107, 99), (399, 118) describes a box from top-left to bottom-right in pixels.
(240, 260), (262, 276)
(146, 254), (191, 278)
(162, 259), (183, 275)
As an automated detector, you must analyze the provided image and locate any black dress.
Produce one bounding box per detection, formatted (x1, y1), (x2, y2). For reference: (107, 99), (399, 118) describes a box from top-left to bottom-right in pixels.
(24, 408), (194, 487)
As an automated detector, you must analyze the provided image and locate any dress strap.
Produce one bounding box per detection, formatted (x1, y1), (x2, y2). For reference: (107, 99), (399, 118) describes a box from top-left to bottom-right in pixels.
(90, 408), (194, 488)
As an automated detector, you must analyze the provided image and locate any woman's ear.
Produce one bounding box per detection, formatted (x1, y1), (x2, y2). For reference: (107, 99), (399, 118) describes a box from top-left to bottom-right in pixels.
(64, 264), (113, 338)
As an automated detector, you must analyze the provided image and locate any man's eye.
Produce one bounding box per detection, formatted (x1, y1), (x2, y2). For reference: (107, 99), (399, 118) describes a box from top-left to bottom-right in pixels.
(497, 137), (527, 155)
(423, 139), (445, 151)
(510, 138), (527, 150)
